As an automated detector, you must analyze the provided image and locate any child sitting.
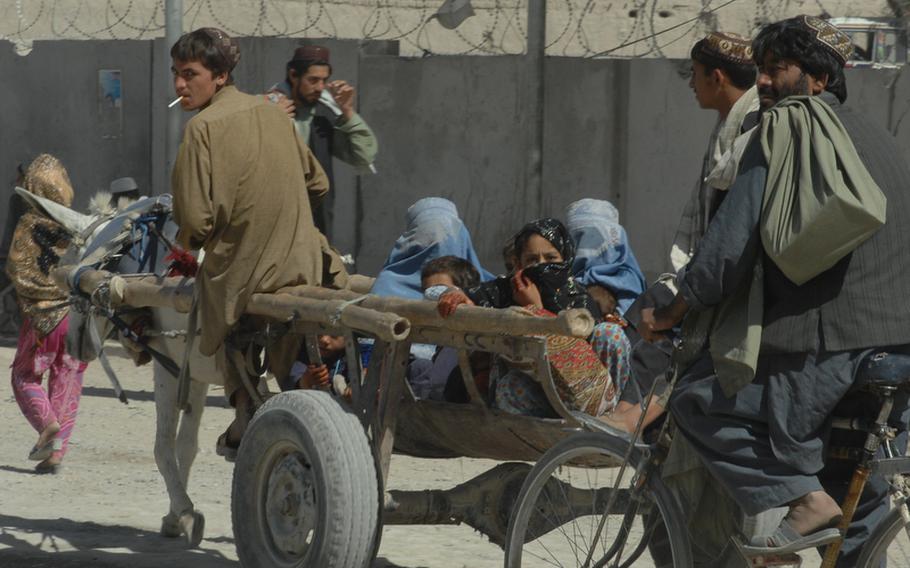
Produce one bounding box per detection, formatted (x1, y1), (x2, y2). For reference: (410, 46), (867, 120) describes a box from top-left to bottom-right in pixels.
(438, 218), (631, 419)
(283, 334), (371, 398)
(420, 255), (481, 298)
(406, 255), (483, 401)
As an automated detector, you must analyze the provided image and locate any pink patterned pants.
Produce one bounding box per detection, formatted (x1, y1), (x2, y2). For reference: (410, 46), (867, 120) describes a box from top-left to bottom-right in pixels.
(11, 315), (87, 459)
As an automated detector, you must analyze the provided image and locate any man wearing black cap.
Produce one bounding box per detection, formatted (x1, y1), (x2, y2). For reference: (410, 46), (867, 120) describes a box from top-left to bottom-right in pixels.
(639, 16), (910, 564)
(268, 44), (378, 233)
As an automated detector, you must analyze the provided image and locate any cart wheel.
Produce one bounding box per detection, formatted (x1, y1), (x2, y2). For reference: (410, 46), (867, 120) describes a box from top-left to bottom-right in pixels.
(232, 390), (378, 568)
(504, 432), (692, 567)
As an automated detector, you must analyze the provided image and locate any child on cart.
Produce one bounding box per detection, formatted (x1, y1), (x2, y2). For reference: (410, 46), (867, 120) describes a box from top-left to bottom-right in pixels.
(282, 334), (372, 399)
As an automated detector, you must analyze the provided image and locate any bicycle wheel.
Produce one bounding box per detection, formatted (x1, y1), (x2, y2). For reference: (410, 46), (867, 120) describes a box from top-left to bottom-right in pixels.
(857, 497), (910, 566)
(505, 432), (692, 568)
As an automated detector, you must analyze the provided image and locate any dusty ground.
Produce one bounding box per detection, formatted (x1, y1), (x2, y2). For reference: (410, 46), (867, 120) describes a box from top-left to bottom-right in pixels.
(0, 341), (827, 568)
(0, 340), (512, 568)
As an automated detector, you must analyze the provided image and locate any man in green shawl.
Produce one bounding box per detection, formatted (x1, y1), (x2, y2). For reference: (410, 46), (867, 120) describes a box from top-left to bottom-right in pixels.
(640, 16), (910, 566)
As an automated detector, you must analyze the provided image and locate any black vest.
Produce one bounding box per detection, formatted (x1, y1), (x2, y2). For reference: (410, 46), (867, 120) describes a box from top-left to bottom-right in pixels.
(761, 93), (910, 353)
(308, 104), (336, 234)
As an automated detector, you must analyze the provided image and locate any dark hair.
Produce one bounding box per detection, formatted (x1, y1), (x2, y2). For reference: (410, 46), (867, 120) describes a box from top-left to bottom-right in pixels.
(287, 59), (332, 80)
(170, 29), (235, 84)
(752, 18), (847, 103)
(690, 40), (757, 90)
(501, 240), (516, 273)
(421, 255), (481, 289)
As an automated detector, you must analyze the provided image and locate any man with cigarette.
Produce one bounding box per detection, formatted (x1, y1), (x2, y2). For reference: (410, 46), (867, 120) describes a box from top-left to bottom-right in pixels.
(268, 45), (378, 233)
(170, 27), (330, 459)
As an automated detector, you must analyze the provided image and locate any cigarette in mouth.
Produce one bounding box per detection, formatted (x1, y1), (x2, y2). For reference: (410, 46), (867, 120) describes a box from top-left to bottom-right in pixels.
(168, 96), (184, 108)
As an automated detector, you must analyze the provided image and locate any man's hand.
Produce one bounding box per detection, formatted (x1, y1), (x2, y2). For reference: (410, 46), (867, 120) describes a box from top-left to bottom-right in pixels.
(298, 364), (331, 390)
(328, 80), (356, 120)
(437, 289), (474, 318)
(264, 91), (296, 118)
(638, 294), (689, 343)
(512, 269), (543, 309)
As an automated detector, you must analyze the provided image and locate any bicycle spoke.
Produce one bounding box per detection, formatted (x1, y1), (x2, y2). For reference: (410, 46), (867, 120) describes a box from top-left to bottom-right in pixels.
(508, 433), (689, 568)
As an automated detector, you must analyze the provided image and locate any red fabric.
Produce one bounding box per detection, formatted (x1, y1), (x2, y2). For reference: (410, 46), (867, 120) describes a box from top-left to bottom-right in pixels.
(165, 247), (199, 277)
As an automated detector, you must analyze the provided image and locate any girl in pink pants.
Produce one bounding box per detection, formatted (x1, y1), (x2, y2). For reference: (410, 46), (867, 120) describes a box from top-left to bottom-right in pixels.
(7, 154), (87, 473)
(11, 314), (87, 470)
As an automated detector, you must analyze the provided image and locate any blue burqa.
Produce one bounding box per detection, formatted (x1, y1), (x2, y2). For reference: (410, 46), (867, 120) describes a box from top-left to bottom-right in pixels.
(566, 198), (646, 315)
(370, 197), (493, 299)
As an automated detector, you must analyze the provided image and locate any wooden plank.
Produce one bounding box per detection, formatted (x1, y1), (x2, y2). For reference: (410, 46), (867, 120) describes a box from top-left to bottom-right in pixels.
(408, 327), (546, 360)
(245, 292), (410, 343)
(457, 350), (486, 408)
(343, 331), (362, 404)
(280, 285), (595, 338)
(376, 340), (411, 485)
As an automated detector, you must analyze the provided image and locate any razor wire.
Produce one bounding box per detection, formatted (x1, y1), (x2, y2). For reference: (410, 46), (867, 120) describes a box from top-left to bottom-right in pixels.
(0, 0), (888, 57)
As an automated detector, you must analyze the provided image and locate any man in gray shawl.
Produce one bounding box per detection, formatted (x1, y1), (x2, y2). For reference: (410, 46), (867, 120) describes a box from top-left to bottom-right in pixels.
(624, 31), (761, 429)
(641, 16), (910, 566)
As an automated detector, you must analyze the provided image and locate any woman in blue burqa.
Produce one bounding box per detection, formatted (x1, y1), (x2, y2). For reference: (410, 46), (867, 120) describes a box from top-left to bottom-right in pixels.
(370, 197), (493, 300)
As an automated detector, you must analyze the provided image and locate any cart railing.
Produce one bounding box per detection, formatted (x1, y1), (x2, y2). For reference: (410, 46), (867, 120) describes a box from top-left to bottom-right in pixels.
(52, 266), (598, 481)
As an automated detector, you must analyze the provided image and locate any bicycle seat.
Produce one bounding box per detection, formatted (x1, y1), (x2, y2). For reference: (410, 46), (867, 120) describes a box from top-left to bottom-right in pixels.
(854, 351), (910, 390)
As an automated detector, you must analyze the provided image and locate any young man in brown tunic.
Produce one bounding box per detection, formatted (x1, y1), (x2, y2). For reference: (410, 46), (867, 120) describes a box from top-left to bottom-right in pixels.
(170, 28), (331, 457)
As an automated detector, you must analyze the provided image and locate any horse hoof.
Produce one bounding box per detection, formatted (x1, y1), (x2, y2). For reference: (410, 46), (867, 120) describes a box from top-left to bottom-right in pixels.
(179, 510), (205, 548)
(160, 512), (182, 538)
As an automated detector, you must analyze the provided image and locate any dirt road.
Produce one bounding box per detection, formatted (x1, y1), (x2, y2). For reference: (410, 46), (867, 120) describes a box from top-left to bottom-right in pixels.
(0, 341), (826, 568)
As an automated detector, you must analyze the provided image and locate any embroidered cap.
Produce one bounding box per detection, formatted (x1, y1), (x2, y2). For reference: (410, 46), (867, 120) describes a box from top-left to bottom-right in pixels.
(291, 44), (331, 64)
(799, 15), (853, 65)
(200, 27), (241, 70)
(694, 32), (754, 65)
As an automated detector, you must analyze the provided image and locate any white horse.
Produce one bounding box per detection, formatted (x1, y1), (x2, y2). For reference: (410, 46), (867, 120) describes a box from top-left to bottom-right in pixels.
(17, 188), (218, 547)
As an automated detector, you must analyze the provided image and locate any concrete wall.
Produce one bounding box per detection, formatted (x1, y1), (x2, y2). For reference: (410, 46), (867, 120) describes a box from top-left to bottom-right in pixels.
(356, 55), (716, 278)
(2, 38), (908, 283)
(1, 37), (369, 261)
(0, 40), (153, 245)
(356, 57), (910, 280)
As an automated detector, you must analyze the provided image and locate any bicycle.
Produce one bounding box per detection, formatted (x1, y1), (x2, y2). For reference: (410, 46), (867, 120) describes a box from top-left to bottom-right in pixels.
(504, 346), (910, 567)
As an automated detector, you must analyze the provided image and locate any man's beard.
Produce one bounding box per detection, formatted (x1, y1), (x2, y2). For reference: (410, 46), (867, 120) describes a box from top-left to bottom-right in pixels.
(297, 89), (320, 106)
(758, 72), (810, 110)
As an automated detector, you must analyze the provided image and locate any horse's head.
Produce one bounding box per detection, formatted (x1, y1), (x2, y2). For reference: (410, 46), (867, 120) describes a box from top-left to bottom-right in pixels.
(31, 189), (180, 367)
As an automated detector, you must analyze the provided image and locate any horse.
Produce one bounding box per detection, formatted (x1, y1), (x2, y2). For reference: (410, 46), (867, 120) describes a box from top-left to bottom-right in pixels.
(16, 187), (217, 547)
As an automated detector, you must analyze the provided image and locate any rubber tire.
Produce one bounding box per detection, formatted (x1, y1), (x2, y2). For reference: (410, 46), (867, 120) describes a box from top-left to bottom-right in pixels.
(232, 390), (379, 568)
(504, 431), (693, 568)
(856, 499), (910, 567)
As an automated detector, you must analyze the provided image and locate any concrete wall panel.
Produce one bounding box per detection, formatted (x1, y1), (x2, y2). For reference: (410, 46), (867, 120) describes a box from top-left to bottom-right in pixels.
(623, 58), (716, 279)
(0, 39), (152, 219)
(358, 55), (527, 275)
(5, 39), (910, 285)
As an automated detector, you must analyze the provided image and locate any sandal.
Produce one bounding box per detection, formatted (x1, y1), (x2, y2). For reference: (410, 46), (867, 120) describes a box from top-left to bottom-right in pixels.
(215, 431), (240, 463)
(740, 518), (842, 556)
(28, 440), (55, 462)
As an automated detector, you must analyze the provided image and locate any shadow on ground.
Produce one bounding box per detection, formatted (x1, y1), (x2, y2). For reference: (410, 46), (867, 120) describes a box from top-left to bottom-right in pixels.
(0, 514), (418, 567)
(0, 514), (235, 568)
(80, 385), (230, 408)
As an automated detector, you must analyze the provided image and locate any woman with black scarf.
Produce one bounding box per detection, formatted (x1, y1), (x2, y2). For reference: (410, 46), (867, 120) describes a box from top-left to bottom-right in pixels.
(437, 218), (632, 418)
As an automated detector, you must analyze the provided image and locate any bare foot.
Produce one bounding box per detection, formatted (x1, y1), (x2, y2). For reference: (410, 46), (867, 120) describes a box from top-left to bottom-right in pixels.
(596, 411), (631, 433)
(36, 421), (61, 449)
(605, 399), (666, 433)
(785, 491), (843, 536)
